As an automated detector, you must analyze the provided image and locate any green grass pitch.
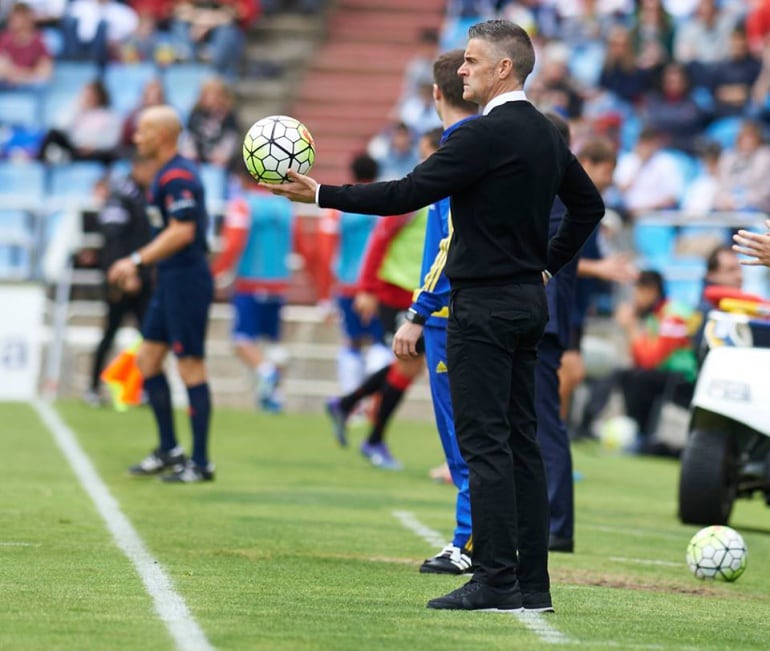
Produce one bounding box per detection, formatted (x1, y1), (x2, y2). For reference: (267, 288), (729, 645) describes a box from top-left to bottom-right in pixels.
(1, 400), (769, 650)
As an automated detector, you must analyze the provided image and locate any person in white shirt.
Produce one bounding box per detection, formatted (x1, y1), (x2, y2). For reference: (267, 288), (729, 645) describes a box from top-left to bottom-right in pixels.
(61, 0), (138, 63)
(614, 126), (685, 218)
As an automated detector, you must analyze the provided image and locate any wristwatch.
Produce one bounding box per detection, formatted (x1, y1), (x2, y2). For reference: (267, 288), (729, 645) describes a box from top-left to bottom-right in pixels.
(404, 308), (427, 326)
(130, 251), (143, 267)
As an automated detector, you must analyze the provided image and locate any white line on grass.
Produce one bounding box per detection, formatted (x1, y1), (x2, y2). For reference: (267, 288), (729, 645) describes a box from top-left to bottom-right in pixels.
(391, 510), (446, 548)
(609, 556), (680, 567)
(513, 611), (570, 644)
(33, 399), (214, 651)
(392, 511), (572, 645)
(0, 542), (40, 547)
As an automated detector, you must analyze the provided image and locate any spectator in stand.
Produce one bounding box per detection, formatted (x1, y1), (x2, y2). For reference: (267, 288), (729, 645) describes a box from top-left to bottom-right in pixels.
(16, 0), (68, 27)
(599, 24), (653, 107)
(179, 76), (240, 167)
(121, 77), (166, 155)
(713, 119), (770, 214)
(60, 0), (139, 65)
(746, 0), (770, 56)
(641, 61), (708, 154)
(527, 41), (584, 119)
(327, 153), (389, 399)
(709, 26), (762, 119)
(119, 11), (160, 63)
(0, 2), (52, 88)
(211, 163), (293, 413)
(632, 0), (674, 78)
(38, 79), (122, 164)
(673, 0), (736, 66)
(170, 0), (260, 81)
(613, 125), (684, 218)
(554, 0), (631, 49)
(128, 0), (175, 26)
(369, 121), (420, 181)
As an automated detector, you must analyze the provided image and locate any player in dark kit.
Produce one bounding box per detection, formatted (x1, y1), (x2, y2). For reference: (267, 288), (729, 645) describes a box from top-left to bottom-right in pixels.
(109, 105), (215, 483)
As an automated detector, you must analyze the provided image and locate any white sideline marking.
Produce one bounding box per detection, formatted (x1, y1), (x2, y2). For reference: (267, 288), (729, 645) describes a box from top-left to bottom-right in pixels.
(609, 556), (680, 567)
(513, 611), (570, 644)
(0, 542), (39, 547)
(392, 510), (446, 548)
(393, 511), (571, 645)
(33, 400), (214, 651)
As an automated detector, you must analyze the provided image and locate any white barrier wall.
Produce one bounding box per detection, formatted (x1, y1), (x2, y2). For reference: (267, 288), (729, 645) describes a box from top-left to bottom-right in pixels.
(0, 284), (45, 401)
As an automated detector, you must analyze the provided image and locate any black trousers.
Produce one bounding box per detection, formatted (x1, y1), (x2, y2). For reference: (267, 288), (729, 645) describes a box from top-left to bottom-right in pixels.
(90, 285), (151, 390)
(619, 368), (694, 436)
(447, 284), (550, 591)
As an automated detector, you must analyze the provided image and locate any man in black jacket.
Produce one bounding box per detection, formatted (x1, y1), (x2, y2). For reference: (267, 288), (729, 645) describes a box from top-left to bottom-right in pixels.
(84, 156), (155, 405)
(267, 20), (605, 613)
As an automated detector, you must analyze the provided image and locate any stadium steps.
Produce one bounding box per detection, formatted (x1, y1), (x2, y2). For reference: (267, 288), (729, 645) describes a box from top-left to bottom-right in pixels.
(53, 302), (433, 417)
(236, 11), (328, 127)
(288, 0), (446, 185)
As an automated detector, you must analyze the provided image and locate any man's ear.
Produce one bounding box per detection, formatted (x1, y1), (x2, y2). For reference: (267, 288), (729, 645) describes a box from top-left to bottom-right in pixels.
(432, 83), (441, 103)
(498, 57), (513, 80)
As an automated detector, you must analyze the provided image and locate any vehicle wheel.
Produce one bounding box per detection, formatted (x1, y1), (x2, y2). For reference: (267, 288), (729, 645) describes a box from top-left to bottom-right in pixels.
(678, 429), (737, 525)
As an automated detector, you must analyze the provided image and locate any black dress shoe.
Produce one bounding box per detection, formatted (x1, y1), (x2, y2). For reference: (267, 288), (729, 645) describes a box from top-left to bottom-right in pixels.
(427, 580), (523, 611)
(522, 590), (554, 613)
(549, 535), (574, 553)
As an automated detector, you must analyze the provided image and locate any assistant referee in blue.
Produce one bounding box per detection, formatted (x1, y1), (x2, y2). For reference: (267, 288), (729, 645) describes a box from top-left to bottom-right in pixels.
(268, 20), (605, 613)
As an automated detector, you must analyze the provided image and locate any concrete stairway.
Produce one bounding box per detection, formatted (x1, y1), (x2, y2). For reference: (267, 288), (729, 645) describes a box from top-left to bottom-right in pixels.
(288, 0), (447, 185)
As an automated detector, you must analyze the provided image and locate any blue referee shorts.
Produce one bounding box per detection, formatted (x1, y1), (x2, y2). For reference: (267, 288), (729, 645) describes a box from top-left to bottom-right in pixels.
(142, 265), (213, 358)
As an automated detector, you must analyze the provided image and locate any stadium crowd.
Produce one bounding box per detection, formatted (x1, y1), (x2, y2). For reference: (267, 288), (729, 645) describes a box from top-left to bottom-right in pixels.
(3, 0), (770, 446)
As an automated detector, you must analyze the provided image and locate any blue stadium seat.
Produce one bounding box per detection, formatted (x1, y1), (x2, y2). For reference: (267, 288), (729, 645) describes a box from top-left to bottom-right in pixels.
(0, 209), (33, 279)
(633, 222), (677, 267)
(103, 62), (159, 115)
(50, 61), (100, 88)
(619, 114), (642, 153)
(40, 87), (81, 128)
(0, 90), (42, 128)
(663, 257), (706, 307)
(48, 161), (106, 198)
(704, 116), (743, 150)
(163, 63), (212, 120)
(0, 161), (47, 198)
(41, 62), (100, 128)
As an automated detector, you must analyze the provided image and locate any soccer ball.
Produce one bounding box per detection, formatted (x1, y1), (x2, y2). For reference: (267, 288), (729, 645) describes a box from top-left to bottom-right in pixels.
(597, 415), (638, 453)
(686, 525), (748, 581)
(242, 115), (315, 184)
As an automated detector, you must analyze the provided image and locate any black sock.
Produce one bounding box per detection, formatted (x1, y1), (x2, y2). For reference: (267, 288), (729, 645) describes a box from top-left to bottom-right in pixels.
(144, 373), (177, 451)
(187, 382), (211, 467)
(366, 366), (412, 445)
(339, 364), (390, 413)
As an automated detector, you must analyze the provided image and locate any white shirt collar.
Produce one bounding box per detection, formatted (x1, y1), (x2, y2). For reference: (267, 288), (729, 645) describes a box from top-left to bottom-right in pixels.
(482, 90), (528, 116)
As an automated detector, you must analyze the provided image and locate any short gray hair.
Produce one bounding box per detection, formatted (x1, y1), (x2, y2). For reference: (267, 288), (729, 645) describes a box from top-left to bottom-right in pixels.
(468, 20), (535, 85)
